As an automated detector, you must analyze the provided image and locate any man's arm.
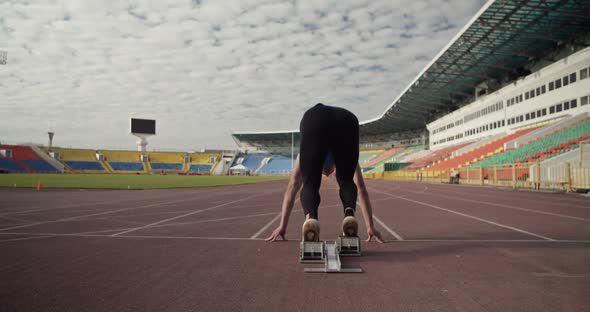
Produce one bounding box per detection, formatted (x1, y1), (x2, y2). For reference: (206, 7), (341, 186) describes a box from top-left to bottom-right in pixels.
(266, 155), (302, 241)
(354, 165), (384, 243)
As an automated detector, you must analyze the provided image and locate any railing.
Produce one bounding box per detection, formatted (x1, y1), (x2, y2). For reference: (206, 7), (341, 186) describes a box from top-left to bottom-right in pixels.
(257, 169), (292, 176)
(375, 162), (590, 192)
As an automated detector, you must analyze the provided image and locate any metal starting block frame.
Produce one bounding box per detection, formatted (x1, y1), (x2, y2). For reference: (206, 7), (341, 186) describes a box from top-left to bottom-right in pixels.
(300, 237), (363, 273)
(337, 236), (361, 256)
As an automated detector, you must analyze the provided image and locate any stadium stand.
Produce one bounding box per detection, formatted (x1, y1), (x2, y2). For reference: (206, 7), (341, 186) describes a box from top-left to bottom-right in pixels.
(65, 161), (105, 171)
(427, 128), (536, 171)
(451, 134), (504, 157)
(109, 162), (144, 171)
(102, 151), (141, 162)
(364, 146), (421, 173)
(151, 163), (183, 170)
(237, 153), (268, 172)
(21, 160), (58, 172)
(148, 152), (184, 171)
(0, 158), (27, 172)
(51, 148), (105, 172)
(359, 149), (383, 165)
(405, 143), (469, 170)
(102, 151), (144, 173)
(398, 148), (430, 163)
(361, 147), (405, 169)
(505, 113), (588, 149)
(189, 164), (212, 172)
(474, 117), (590, 167)
(258, 155), (293, 175)
(0, 145), (57, 173)
(186, 152), (220, 173)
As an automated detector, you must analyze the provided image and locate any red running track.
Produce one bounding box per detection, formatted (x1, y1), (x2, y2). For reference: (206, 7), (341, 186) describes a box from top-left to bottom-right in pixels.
(1, 179), (589, 312)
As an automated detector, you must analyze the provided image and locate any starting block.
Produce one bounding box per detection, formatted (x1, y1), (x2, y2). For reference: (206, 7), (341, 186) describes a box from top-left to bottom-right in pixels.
(300, 241), (325, 263)
(336, 236), (361, 256)
(300, 238), (363, 273)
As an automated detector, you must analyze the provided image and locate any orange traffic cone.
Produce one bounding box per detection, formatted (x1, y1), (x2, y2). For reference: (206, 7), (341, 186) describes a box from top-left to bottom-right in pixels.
(37, 180), (43, 191)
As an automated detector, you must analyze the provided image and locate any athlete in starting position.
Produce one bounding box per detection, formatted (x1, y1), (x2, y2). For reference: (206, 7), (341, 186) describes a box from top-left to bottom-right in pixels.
(266, 103), (384, 243)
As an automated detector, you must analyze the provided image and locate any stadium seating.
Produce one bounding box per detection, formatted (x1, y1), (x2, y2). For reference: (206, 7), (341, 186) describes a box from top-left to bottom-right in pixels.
(359, 150), (383, 165)
(103, 151), (141, 162)
(109, 162), (144, 171)
(258, 155), (293, 175)
(474, 117), (590, 167)
(189, 164), (212, 172)
(239, 153), (268, 171)
(151, 163), (182, 170)
(52, 148), (97, 161)
(0, 158), (27, 172)
(186, 152), (220, 173)
(399, 149), (431, 163)
(47, 148), (105, 172)
(361, 147), (406, 169)
(427, 128), (535, 171)
(64, 161), (105, 171)
(505, 113), (588, 150)
(0, 145), (57, 172)
(147, 152), (183, 171)
(21, 160), (58, 172)
(405, 143), (469, 170)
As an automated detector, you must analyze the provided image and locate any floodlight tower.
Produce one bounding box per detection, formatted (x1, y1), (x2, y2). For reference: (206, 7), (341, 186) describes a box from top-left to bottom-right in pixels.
(47, 131), (55, 151)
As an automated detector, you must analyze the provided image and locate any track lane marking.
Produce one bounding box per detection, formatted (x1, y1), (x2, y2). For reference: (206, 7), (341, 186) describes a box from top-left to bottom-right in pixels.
(1, 232), (589, 243)
(112, 193), (269, 236)
(420, 192), (590, 222)
(0, 192), (230, 232)
(250, 198), (300, 239)
(373, 215), (404, 240)
(369, 187), (555, 241)
(0, 235), (53, 243)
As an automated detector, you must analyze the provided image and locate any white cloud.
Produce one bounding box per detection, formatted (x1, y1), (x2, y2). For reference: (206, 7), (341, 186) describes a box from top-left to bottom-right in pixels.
(0, 0), (485, 150)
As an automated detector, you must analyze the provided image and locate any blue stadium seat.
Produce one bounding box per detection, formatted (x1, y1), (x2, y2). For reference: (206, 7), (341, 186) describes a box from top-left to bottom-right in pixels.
(189, 164), (212, 172)
(0, 158), (27, 172)
(65, 161), (105, 171)
(259, 155), (293, 175)
(240, 153), (268, 171)
(109, 162), (144, 171)
(22, 160), (57, 172)
(151, 163), (182, 170)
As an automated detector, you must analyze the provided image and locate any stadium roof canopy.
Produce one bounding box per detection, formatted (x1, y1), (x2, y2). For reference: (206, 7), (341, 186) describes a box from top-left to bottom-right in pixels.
(233, 0), (590, 146)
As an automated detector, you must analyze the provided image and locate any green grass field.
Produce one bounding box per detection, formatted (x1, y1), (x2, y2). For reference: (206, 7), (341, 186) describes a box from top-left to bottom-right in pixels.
(0, 174), (288, 190)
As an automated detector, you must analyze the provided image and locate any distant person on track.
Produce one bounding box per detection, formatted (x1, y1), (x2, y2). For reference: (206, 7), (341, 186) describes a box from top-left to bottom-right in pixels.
(266, 103), (384, 243)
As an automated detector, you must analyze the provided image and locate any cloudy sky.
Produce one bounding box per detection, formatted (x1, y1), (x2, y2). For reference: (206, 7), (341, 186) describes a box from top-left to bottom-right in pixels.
(0, 0), (486, 150)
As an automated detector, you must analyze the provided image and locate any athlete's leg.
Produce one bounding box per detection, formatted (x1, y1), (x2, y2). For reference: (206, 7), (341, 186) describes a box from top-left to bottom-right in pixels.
(299, 104), (329, 219)
(330, 108), (360, 214)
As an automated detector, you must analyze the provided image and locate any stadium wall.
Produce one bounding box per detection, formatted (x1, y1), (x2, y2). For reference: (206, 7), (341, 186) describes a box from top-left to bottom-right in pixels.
(428, 47), (590, 150)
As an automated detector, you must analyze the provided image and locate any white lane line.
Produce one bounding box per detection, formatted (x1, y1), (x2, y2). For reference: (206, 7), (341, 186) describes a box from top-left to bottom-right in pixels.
(416, 181), (590, 206)
(112, 193), (267, 237)
(120, 235), (266, 241)
(0, 193), (222, 232)
(0, 235), (53, 243)
(78, 228), (134, 234)
(1, 232), (589, 243)
(422, 192), (590, 222)
(250, 213), (281, 239)
(0, 232), (265, 241)
(357, 199), (403, 241)
(373, 215), (404, 240)
(152, 211), (286, 229)
(370, 187), (555, 241)
(250, 198), (300, 239)
(0, 215), (31, 223)
(386, 239), (590, 243)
